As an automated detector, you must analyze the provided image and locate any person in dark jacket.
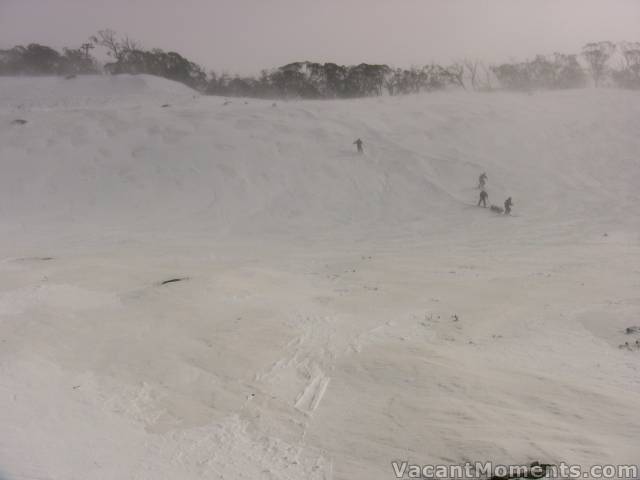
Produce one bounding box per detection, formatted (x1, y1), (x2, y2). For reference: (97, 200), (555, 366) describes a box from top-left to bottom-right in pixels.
(478, 172), (488, 189)
(354, 138), (364, 154)
(504, 197), (513, 215)
(478, 189), (488, 207)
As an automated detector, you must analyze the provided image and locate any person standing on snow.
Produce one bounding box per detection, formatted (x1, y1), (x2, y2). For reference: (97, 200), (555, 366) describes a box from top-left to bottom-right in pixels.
(478, 189), (488, 208)
(353, 138), (364, 154)
(504, 197), (513, 215)
(478, 172), (488, 189)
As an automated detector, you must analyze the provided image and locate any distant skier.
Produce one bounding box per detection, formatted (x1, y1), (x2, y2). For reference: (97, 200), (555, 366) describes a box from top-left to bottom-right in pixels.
(354, 138), (364, 154)
(478, 189), (488, 208)
(504, 197), (513, 215)
(478, 172), (488, 189)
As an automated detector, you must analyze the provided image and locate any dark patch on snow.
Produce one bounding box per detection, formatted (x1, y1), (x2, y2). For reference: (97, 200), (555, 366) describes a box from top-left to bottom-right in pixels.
(160, 277), (189, 286)
(625, 326), (640, 335)
(161, 104), (170, 108)
(15, 256), (54, 262)
(11, 119), (27, 125)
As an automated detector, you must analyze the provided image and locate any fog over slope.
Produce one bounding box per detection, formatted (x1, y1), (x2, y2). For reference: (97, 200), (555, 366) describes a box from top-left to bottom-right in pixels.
(0, 76), (639, 480)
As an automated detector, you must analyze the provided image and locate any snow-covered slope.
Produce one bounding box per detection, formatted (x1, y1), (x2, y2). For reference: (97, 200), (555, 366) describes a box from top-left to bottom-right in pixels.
(0, 74), (197, 109)
(0, 75), (639, 480)
(2, 75), (639, 240)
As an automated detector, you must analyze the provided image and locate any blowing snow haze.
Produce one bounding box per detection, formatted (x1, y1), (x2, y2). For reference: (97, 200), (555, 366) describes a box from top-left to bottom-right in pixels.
(1, 2), (640, 480)
(2, 0), (640, 73)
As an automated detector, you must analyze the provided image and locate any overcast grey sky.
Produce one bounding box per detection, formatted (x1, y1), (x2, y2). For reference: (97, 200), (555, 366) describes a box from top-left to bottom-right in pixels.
(1, 0), (639, 74)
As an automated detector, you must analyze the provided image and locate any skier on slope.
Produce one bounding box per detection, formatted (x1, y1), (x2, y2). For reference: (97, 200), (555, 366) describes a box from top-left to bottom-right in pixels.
(478, 172), (488, 189)
(478, 189), (488, 208)
(353, 138), (364, 154)
(504, 197), (513, 215)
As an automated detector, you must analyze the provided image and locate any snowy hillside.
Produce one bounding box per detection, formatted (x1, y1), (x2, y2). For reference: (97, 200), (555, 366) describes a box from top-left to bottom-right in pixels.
(0, 75), (639, 480)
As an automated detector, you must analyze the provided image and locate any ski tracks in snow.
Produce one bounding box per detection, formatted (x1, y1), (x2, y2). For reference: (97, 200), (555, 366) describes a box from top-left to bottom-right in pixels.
(256, 315), (337, 417)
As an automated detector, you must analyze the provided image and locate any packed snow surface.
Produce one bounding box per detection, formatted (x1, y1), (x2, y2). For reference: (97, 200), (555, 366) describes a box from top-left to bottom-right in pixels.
(0, 75), (639, 480)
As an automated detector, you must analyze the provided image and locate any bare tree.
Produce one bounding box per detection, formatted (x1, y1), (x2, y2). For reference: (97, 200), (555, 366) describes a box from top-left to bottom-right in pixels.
(620, 42), (640, 77)
(475, 63), (494, 91)
(462, 59), (480, 90)
(90, 29), (139, 62)
(581, 41), (615, 87)
(90, 29), (120, 60)
(608, 41), (640, 88)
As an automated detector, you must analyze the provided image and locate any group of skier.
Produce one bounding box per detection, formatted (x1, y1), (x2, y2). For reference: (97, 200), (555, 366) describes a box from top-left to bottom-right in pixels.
(352, 140), (514, 216)
(477, 172), (513, 215)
